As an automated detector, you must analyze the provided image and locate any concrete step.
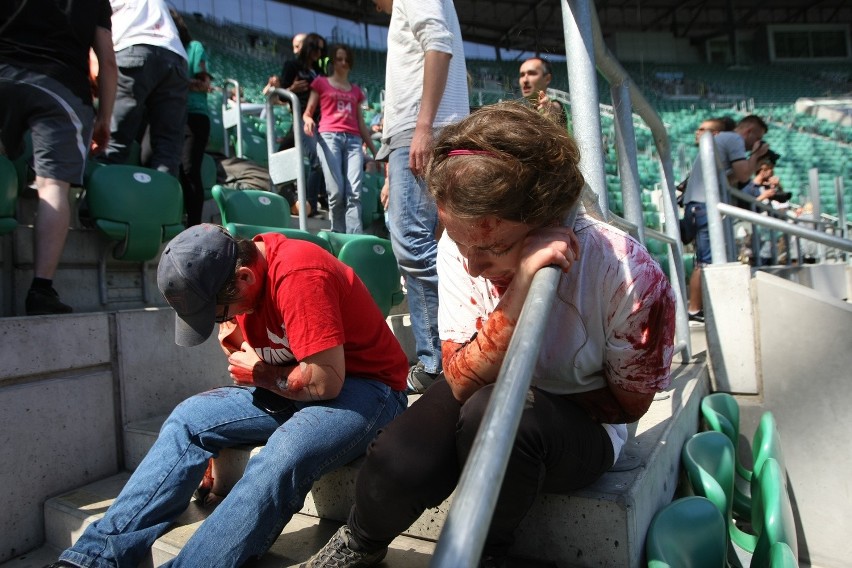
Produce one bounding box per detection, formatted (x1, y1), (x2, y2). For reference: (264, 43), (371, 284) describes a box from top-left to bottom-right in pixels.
(38, 472), (435, 567)
(82, 359), (709, 567)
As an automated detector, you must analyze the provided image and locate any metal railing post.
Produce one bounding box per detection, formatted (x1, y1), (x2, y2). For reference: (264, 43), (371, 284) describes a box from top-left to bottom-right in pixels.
(699, 132), (728, 264)
(611, 81), (645, 244)
(265, 88), (307, 231)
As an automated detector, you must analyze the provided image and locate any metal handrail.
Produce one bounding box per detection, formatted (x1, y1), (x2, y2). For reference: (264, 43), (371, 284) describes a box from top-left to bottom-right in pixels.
(264, 88), (307, 231)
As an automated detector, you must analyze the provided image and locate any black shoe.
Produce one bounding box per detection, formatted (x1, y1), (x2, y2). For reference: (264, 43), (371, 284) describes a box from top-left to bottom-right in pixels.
(688, 310), (705, 325)
(301, 524), (387, 567)
(43, 562), (78, 568)
(26, 287), (73, 315)
(406, 361), (442, 394)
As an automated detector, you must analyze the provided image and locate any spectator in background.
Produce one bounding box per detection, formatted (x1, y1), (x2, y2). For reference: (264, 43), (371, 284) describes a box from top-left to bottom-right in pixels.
(99, 0), (187, 177)
(372, 0), (470, 393)
(171, 9), (212, 227)
(292, 32), (306, 55)
(518, 57), (567, 127)
(681, 114), (770, 324)
(303, 44), (377, 234)
(265, 33), (327, 215)
(0, 0), (116, 315)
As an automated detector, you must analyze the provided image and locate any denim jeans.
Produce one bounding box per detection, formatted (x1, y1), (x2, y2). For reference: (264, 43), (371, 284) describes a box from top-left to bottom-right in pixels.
(386, 147), (441, 374)
(686, 201), (711, 265)
(101, 45), (188, 177)
(59, 380), (407, 568)
(317, 131), (364, 233)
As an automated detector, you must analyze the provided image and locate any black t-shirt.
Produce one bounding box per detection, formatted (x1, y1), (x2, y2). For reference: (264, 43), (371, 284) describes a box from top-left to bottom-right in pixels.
(0, 0), (112, 103)
(279, 58), (318, 117)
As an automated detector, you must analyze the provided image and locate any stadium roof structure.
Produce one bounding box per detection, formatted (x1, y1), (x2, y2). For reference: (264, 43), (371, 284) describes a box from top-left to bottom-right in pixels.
(272, 0), (852, 56)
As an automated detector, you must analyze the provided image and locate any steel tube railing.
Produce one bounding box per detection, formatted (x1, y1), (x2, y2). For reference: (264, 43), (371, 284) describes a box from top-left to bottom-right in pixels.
(265, 88), (307, 231)
(430, 0), (599, 564)
(699, 132), (729, 264)
(611, 81), (646, 244)
(717, 203), (852, 252)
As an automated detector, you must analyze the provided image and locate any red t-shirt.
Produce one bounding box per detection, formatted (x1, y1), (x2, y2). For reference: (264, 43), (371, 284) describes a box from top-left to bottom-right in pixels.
(311, 76), (365, 136)
(234, 233), (407, 391)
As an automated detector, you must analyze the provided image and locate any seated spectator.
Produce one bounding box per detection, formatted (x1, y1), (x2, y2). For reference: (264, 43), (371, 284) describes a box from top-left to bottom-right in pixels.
(48, 224), (408, 567)
(304, 103), (676, 568)
(210, 152), (311, 217)
(0, 0), (116, 315)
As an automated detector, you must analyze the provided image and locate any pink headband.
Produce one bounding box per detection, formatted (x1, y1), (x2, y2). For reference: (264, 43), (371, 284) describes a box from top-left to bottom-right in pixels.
(447, 149), (496, 158)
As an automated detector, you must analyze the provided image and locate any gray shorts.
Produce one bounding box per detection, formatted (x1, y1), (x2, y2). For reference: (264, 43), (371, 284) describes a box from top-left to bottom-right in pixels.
(0, 64), (95, 185)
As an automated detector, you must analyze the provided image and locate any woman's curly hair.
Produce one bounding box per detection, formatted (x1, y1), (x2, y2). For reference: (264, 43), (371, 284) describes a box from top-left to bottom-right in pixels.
(427, 102), (584, 227)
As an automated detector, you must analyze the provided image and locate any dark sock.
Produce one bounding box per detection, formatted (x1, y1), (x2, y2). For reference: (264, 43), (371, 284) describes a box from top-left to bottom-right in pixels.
(30, 277), (53, 291)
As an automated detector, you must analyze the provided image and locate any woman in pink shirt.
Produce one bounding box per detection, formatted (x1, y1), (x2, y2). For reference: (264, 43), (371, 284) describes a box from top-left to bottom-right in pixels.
(303, 44), (377, 233)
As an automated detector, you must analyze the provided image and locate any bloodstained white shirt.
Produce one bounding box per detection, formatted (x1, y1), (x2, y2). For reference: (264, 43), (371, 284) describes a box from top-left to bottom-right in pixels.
(437, 215), (676, 461)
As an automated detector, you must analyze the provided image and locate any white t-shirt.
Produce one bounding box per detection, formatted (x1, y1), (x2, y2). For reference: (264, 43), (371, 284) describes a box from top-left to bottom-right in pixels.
(437, 215), (676, 462)
(381, 0), (469, 141)
(110, 0), (187, 60)
(682, 131), (747, 204)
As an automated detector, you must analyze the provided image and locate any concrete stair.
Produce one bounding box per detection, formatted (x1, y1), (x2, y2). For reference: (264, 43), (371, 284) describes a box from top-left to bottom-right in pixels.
(10, 359), (709, 568)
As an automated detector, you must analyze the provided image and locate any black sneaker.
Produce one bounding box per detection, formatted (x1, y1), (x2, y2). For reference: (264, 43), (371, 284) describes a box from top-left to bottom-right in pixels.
(301, 525), (387, 568)
(406, 361), (442, 394)
(26, 287), (73, 315)
(688, 310), (705, 325)
(43, 562), (78, 568)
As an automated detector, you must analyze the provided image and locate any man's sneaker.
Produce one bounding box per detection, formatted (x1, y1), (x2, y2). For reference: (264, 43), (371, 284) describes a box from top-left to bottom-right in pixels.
(43, 562), (77, 568)
(406, 361), (442, 394)
(302, 525), (387, 568)
(688, 310), (705, 326)
(26, 287), (73, 315)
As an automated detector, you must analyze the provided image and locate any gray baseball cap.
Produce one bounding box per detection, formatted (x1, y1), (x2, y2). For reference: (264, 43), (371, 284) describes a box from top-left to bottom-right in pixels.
(157, 224), (238, 347)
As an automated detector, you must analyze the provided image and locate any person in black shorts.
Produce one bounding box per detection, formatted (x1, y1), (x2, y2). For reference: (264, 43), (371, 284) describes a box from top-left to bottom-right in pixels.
(0, 0), (117, 315)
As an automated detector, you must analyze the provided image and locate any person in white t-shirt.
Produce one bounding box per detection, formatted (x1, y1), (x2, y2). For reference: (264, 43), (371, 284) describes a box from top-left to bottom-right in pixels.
(304, 103), (676, 568)
(99, 0), (189, 176)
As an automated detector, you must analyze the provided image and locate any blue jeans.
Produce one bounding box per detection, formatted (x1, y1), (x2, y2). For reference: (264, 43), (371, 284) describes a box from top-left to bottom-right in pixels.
(60, 380), (407, 568)
(317, 131), (364, 233)
(686, 201), (711, 265)
(387, 147), (441, 374)
(101, 45), (188, 177)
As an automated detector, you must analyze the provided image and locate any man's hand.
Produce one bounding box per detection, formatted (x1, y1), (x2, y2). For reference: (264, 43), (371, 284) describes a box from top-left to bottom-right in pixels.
(90, 116), (110, 155)
(380, 175), (390, 210)
(409, 124), (434, 177)
(228, 341), (267, 387)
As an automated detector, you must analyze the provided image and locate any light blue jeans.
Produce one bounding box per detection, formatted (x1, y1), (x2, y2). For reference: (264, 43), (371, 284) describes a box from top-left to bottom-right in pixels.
(59, 380), (407, 568)
(317, 131), (364, 234)
(387, 146), (441, 374)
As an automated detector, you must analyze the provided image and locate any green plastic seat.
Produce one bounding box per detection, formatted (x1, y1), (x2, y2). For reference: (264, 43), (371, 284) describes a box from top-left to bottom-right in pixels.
(768, 542), (798, 568)
(700, 392), (754, 517)
(360, 172), (383, 230)
(212, 184), (292, 234)
(86, 165), (184, 303)
(317, 231), (404, 317)
(0, 156), (19, 235)
(223, 224), (334, 254)
(646, 496), (727, 568)
(682, 431), (758, 552)
(750, 458), (798, 567)
(87, 165), (184, 261)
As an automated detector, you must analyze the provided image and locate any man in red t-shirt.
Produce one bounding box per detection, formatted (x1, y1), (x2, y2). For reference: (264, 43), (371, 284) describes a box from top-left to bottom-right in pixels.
(51, 224), (408, 567)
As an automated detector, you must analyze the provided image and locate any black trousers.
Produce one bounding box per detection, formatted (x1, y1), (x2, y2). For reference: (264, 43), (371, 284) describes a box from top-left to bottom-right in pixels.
(180, 112), (210, 227)
(349, 379), (614, 557)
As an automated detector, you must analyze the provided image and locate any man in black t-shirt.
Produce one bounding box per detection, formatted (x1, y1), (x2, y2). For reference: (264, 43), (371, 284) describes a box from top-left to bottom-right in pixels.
(0, 0), (117, 315)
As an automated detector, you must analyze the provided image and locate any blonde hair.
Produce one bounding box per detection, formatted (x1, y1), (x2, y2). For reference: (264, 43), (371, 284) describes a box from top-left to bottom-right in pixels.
(427, 102), (584, 227)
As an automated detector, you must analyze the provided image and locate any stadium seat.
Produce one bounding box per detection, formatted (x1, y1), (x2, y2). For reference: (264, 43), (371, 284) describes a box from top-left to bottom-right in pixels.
(645, 496), (727, 568)
(0, 156), (19, 235)
(750, 458), (798, 568)
(701, 394), (786, 520)
(86, 165), (184, 303)
(316, 231), (404, 317)
(223, 224), (334, 254)
(211, 184), (292, 235)
(682, 431), (758, 552)
(769, 542), (799, 568)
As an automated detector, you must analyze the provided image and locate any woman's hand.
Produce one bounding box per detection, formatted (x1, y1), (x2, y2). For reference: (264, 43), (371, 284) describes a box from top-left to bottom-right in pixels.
(303, 116), (316, 137)
(516, 226), (580, 288)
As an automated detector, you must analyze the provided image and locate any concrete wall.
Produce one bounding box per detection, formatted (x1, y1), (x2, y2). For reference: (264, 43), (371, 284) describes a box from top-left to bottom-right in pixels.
(746, 271), (852, 568)
(0, 309), (227, 563)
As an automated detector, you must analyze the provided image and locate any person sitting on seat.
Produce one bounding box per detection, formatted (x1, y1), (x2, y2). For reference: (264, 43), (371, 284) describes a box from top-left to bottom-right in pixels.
(304, 102), (676, 568)
(47, 223), (408, 567)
